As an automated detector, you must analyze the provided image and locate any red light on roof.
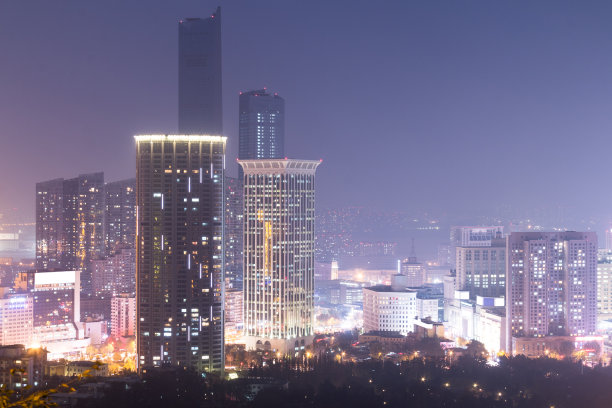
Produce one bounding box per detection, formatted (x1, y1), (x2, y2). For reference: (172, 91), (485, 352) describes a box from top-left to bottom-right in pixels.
(319, 159), (323, 162)
(284, 157), (288, 160)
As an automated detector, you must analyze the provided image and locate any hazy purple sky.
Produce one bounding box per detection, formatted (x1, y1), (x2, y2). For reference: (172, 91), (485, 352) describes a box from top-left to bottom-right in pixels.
(2, 1), (612, 223)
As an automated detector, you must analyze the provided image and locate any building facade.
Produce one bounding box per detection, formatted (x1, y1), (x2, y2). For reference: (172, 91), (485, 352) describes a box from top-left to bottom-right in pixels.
(224, 289), (243, 344)
(17, 270), (80, 328)
(224, 176), (243, 290)
(238, 89), (285, 164)
(455, 238), (506, 297)
(105, 178), (136, 253)
(363, 286), (418, 336)
(0, 288), (33, 346)
(239, 159), (320, 354)
(401, 256), (426, 287)
(597, 249), (612, 319)
(111, 295), (136, 338)
(449, 226), (504, 267)
(135, 134), (226, 373)
(0, 345), (46, 389)
(506, 232), (598, 350)
(178, 8), (222, 135)
(91, 247), (135, 297)
(36, 173), (105, 298)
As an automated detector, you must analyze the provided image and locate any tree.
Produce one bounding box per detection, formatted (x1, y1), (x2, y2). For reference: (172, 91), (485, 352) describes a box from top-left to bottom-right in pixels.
(0, 362), (103, 408)
(465, 340), (489, 360)
(559, 340), (575, 359)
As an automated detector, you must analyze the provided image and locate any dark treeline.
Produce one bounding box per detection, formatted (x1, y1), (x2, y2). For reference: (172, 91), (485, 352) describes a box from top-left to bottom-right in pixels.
(80, 355), (612, 408)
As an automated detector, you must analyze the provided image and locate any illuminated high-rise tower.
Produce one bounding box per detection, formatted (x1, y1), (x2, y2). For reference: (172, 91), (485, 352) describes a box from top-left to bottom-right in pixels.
(135, 134), (226, 373)
(36, 173), (105, 299)
(507, 231), (597, 351)
(178, 8), (222, 134)
(239, 159), (320, 354)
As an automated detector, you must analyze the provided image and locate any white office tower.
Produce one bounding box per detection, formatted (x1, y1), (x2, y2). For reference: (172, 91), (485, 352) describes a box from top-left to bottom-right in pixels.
(239, 159), (320, 354)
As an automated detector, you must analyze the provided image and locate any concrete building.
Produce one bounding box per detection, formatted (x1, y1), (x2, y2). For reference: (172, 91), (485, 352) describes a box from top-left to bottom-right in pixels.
(455, 238), (506, 297)
(0, 345), (46, 389)
(135, 134), (226, 373)
(507, 232), (598, 350)
(91, 247), (135, 297)
(363, 276), (419, 336)
(224, 176), (243, 290)
(104, 178), (136, 254)
(597, 249), (612, 319)
(400, 256), (425, 287)
(444, 292), (506, 355)
(111, 295), (135, 338)
(224, 289), (243, 344)
(240, 159), (320, 354)
(17, 270), (80, 329)
(449, 226), (504, 267)
(0, 288), (33, 346)
(36, 173), (105, 297)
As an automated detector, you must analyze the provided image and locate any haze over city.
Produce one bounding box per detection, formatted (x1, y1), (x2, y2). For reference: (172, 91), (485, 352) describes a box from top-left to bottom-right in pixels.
(2, 1), (612, 224)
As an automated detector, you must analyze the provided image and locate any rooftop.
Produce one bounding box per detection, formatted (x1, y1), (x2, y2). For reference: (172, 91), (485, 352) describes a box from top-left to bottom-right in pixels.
(134, 135), (226, 144)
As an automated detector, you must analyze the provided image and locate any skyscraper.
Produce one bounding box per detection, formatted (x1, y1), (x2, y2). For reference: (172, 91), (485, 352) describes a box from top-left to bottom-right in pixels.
(36, 173), (105, 298)
(105, 178), (136, 253)
(178, 8), (222, 134)
(506, 231), (597, 350)
(135, 134), (226, 373)
(224, 176), (243, 290)
(239, 159), (319, 354)
(238, 89), (285, 165)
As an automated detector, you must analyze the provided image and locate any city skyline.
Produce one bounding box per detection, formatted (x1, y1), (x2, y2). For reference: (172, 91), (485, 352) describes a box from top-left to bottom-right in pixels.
(2, 3), (612, 403)
(3, 1), (612, 225)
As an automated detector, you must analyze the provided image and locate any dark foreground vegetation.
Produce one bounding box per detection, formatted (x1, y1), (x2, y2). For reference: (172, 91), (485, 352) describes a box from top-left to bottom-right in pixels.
(60, 355), (612, 408)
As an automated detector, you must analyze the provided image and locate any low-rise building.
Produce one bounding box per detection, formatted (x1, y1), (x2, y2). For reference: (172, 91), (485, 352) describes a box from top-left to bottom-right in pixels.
(444, 293), (506, 355)
(0, 345), (46, 389)
(363, 281), (418, 336)
(358, 331), (407, 345)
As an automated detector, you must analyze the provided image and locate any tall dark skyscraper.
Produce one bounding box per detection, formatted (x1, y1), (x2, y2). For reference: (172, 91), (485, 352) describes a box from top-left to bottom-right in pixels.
(238, 89), (285, 164)
(135, 134), (226, 373)
(178, 8), (222, 134)
(36, 173), (105, 298)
